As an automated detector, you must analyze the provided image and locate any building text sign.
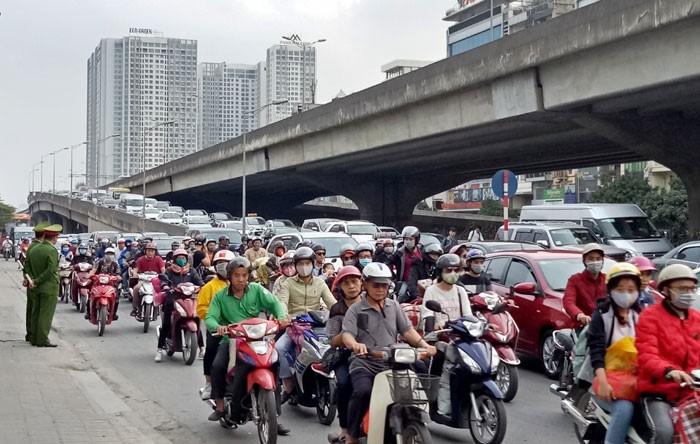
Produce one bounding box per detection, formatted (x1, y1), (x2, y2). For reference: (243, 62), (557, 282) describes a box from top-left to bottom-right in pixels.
(129, 28), (153, 35)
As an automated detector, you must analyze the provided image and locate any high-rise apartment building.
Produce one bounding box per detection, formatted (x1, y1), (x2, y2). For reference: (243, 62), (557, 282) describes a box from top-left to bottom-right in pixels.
(86, 31), (197, 187)
(197, 62), (260, 150)
(261, 41), (317, 126)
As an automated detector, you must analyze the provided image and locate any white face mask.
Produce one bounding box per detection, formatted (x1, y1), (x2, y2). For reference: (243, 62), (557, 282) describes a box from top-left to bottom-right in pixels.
(586, 261), (604, 273)
(384, 246), (394, 254)
(296, 263), (313, 277)
(215, 263), (228, 277)
(404, 240), (415, 249)
(610, 291), (638, 308)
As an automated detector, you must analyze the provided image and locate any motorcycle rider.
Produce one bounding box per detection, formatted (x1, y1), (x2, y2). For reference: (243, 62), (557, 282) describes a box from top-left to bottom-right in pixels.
(89, 247), (121, 320)
(93, 238), (111, 259)
(636, 264), (700, 444)
(116, 238), (126, 256)
(69, 238), (79, 254)
(119, 239), (139, 295)
(131, 243), (166, 317)
(70, 243), (94, 266)
(339, 244), (357, 267)
(628, 256), (663, 307)
(407, 243), (443, 300)
(272, 250), (296, 298)
(355, 243), (374, 271)
(563, 243), (607, 326)
(341, 262), (436, 444)
(312, 266), (364, 444)
(459, 249), (493, 293)
(384, 226), (424, 302)
(59, 242), (74, 262)
(191, 235), (210, 269)
(155, 249), (205, 362)
(312, 243), (327, 276)
(205, 239), (217, 265)
(2, 236), (13, 257)
(587, 263), (643, 444)
(442, 226), (459, 251)
(164, 241), (181, 264)
(277, 247), (336, 402)
(244, 236), (267, 263)
(422, 253), (472, 330)
(373, 238), (394, 263)
(206, 257), (290, 436)
(196, 250), (236, 400)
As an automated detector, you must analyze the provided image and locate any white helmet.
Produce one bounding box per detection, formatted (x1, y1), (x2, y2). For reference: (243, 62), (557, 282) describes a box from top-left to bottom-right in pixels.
(105, 247), (116, 255)
(362, 262), (393, 285)
(213, 249), (235, 264)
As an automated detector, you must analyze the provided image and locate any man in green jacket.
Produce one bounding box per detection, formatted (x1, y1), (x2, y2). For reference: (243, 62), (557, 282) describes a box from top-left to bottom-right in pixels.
(205, 257), (290, 434)
(26, 224), (61, 347)
(22, 221), (50, 343)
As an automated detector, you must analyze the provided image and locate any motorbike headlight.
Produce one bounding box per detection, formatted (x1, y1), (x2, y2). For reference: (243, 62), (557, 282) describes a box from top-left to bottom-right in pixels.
(99, 276), (109, 284)
(175, 303), (188, 317)
(489, 344), (500, 374)
(243, 323), (267, 340)
(458, 348), (484, 374)
(392, 348), (417, 364)
(465, 319), (485, 338)
(181, 286), (194, 296)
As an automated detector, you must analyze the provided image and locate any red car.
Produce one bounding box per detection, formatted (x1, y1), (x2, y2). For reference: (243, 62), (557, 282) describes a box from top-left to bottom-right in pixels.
(482, 250), (616, 378)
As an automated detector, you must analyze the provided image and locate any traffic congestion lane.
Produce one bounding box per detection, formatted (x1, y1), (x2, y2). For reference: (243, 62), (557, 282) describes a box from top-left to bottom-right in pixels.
(8, 260), (576, 444)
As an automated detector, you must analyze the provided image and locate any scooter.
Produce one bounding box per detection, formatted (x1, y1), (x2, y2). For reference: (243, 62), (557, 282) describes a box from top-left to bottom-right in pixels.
(59, 261), (73, 303)
(424, 300), (508, 444)
(201, 318), (281, 444)
(3, 243), (11, 261)
(471, 291), (521, 402)
(136, 271), (160, 333)
(286, 311), (337, 425)
(156, 282), (200, 365)
(72, 262), (93, 313)
(355, 310), (439, 444)
(549, 328), (583, 401)
(87, 274), (119, 336)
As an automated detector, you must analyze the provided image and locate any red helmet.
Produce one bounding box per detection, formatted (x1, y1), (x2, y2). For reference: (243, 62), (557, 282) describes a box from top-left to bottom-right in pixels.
(628, 256), (656, 272)
(332, 266), (362, 290)
(145, 242), (157, 250)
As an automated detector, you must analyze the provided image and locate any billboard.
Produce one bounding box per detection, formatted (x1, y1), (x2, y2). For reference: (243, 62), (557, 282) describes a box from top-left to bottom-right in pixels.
(442, 180), (498, 210)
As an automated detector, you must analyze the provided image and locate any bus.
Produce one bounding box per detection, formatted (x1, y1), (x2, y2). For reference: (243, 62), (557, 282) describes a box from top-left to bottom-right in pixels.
(108, 187), (131, 200)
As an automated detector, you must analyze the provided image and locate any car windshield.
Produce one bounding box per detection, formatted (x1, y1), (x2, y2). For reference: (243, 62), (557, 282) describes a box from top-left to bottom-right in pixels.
(103, 199), (117, 205)
(347, 224), (377, 235)
(187, 210), (206, 216)
(212, 213), (232, 220)
(308, 237), (358, 257)
(537, 257), (616, 292)
(156, 202), (169, 209)
(549, 229), (580, 247)
(145, 208), (159, 214)
(123, 199), (143, 206)
(169, 206), (184, 213)
(273, 220), (295, 227)
(597, 217), (662, 240)
(160, 212), (180, 219)
(276, 227), (299, 234)
(187, 216), (210, 224)
(152, 238), (173, 252)
(245, 217), (265, 225)
(199, 230), (242, 244)
(486, 243), (544, 252)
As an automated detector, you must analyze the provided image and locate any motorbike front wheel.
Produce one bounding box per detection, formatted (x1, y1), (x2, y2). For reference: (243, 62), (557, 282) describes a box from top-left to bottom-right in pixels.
(495, 362), (519, 402)
(468, 393), (507, 444)
(97, 306), (107, 336)
(142, 303), (152, 334)
(182, 330), (197, 365)
(402, 422), (433, 444)
(316, 377), (337, 425)
(256, 388), (278, 444)
(79, 295), (87, 313)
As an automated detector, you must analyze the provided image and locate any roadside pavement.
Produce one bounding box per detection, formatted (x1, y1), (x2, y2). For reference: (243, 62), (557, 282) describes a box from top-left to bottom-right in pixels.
(0, 263), (177, 444)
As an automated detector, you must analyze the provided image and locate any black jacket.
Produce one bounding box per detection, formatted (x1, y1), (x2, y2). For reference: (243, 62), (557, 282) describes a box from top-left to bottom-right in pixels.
(159, 267), (205, 303)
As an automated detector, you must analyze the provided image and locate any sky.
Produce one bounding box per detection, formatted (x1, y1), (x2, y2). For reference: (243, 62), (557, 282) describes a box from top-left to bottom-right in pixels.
(0, 0), (453, 210)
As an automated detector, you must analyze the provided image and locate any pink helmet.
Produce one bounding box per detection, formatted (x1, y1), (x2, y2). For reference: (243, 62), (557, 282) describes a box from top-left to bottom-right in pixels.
(172, 248), (189, 258)
(628, 256), (656, 272)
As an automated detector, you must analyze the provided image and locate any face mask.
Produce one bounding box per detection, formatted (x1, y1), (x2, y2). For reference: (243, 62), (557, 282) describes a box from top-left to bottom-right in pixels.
(281, 264), (297, 277)
(442, 271), (460, 285)
(610, 291), (638, 308)
(207, 245), (216, 252)
(670, 291), (696, 310)
(404, 240), (415, 249)
(215, 262), (228, 277)
(296, 263), (313, 277)
(359, 258), (371, 268)
(78, 249), (87, 255)
(471, 264), (483, 274)
(62, 247), (69, 253)
(175, 257), (187, 267)
(586, 261), (604, 273)
(384, 247), (394, 254)
(104, 255), (114, 262)
(343, 259), (356, 267)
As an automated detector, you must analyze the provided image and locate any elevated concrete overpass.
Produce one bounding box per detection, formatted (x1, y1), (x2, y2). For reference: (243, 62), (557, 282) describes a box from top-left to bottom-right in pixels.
(110, 0), (700, 233)
(28, 193), (185, 235)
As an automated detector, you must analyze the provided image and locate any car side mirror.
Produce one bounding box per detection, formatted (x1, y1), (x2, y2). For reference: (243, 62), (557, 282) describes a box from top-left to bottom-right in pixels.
(512, 282), (537, 295)
(536, 240), (550, 248)
(357, 313), (369, 331)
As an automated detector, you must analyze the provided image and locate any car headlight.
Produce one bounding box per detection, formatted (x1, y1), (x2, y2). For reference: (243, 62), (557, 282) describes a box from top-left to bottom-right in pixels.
(393, 348), (417, 364)
(458, 348), (485, 374)
(243, 323), (267, 340)
(175, 303), (188, 317)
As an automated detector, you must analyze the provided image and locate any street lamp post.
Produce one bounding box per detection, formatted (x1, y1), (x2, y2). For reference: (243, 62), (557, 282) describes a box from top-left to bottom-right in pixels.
(51, 147), (69, 194)
(282, 35), (325, 113)
(94, 134), (120, 188)
(69, 141), (88, 196)
(241, 99), (289, 235)
(31, 161), (41, 194)
(40, 153), (52, 193)
(141, 121), (175, 230)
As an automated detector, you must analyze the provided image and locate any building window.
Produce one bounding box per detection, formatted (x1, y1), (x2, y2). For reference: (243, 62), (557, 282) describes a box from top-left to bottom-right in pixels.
(449, 26), (502, 56)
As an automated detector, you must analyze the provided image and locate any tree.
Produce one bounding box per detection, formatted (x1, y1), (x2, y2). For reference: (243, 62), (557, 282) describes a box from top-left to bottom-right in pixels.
(590, 172), (651, 206)
(480, 199), (503, 217)
(0, 195), (17, 230)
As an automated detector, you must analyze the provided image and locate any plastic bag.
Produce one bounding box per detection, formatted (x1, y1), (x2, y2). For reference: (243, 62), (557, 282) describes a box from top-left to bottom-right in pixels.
(593, 336), (638, 402)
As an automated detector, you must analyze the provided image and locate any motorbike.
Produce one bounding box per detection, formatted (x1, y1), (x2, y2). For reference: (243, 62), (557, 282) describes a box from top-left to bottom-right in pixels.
(136, 271), (160, 333)
(156, 282), (200, 365)
(549, 328), (582, 401)
(72, 262), (94, 313)
(471, 291), (521, 402)
(286, 311), (336, 425)
(87, 274), (119, 336)
(355, 310), (439, 444)
(59, 261), (73, 303)
(17, 244), (28, 269)
(201, 318), (281, 444)
(3, 243), (11, 261)
(423, 300), (507, 444)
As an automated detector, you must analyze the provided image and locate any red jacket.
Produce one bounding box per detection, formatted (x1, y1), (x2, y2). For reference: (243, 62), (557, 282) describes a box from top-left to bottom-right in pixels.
(562, 270), (607, 319)
(637, 301), (700, 403)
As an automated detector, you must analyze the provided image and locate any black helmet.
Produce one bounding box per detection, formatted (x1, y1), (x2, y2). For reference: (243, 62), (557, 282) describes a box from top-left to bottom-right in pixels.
(311, 243), (326, 253)
(226, 257), (253, 275)
(424, 244), (443, 256)
(194, 235), (205, 245)
(296, 240), (314, 249)
(401, 226), (421, 242)
(355, 243), (374, 255)
(293, 246), (316, 264)
(436, 253), (462, 270)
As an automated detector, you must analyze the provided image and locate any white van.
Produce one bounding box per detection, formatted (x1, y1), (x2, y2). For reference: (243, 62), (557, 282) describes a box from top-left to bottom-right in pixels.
(519, 203), (673, 258)
(118, 193), (145, 214)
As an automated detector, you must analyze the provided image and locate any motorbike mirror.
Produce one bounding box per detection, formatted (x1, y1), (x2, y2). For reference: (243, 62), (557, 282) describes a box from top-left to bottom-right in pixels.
(692, 369), (700, 381)
(512, 282), (537, 295)
(425, 300), (443, 313)
(491, 303), (506, 315)
(357, 313), (369, 331)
